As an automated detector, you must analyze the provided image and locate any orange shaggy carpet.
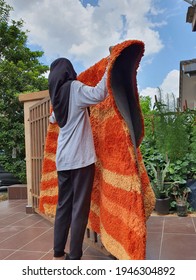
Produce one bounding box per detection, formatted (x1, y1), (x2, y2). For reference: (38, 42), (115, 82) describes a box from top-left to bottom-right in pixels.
(39, 40), (155, 260)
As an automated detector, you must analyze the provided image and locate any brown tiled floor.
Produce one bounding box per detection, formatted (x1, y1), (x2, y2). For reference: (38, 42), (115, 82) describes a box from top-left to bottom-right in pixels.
(0, 199), (196, 260)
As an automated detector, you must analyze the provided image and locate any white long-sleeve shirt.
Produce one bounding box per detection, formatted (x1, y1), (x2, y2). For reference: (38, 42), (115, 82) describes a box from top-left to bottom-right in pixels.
(55, 71), (108, 171)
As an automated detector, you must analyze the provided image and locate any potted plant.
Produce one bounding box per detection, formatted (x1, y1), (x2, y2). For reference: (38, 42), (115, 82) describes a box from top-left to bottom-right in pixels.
(150, 160), (171, 214)
(171, 182), (191, 217)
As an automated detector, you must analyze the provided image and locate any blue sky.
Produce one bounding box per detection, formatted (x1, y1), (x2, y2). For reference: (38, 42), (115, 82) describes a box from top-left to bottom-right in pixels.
(5, 0), (196, 102)
(139, 0), (195, 87)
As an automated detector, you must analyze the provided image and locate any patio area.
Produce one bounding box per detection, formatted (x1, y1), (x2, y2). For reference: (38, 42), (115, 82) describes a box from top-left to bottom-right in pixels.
(0, 199), (196, 260)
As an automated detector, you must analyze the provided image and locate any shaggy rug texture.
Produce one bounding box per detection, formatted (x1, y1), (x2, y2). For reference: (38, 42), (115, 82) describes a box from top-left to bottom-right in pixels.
(39, 40), (155, 260)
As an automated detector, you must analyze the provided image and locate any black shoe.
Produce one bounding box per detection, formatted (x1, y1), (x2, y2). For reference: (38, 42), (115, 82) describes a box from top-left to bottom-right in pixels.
(65, 253), (70, 260)
(65, 254), (81, 260)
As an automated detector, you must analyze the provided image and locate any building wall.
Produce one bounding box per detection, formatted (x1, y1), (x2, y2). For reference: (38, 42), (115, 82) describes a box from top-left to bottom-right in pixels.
(179, 59), (196, 110)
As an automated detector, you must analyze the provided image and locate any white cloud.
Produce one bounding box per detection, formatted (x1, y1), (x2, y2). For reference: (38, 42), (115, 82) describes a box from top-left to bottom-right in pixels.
(140, 70), (180, 108)
(5, 0), (181, 109)
(160, 70), (180, 96)
(6, 0), (164, 68)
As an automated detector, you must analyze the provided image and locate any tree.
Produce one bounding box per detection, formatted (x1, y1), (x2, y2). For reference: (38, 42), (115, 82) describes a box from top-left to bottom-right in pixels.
(0, 0), (49, 182)
(139, 95), (152, 115)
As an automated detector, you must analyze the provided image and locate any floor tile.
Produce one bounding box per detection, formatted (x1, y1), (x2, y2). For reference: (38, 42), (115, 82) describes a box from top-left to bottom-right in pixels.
(5, 250), (46, 260)
(0, 249), (15, 260)
(192, 217), (196, 232)
(147, 216), (164, 232)
(40, 251), (53, 260)
(0, 227), (49, 250)
(0, 226), (26, 242)
(82, 255), (113, 260)
(83, 245), (109, 257)
(0, 199), (196, 260)
(160, 233), (196, 260)
(164, 216), (195, 234)
(21, 228), (53, 252)
(146, 232), (162, 260)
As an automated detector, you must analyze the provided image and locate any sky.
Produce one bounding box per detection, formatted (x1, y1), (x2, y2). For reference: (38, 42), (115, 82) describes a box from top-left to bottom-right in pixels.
(5, 0), (196, 105)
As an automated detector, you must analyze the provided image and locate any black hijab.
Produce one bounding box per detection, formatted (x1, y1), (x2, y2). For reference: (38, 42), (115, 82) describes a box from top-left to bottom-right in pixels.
(48, 58), (77, 128)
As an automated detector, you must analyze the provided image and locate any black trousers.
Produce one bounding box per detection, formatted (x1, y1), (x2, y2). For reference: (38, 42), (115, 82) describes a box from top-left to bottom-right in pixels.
(53, 163), (95, 259)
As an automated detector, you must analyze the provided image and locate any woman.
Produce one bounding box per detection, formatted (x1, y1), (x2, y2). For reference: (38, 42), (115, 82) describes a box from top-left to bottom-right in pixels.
(48, 55), (109, 260)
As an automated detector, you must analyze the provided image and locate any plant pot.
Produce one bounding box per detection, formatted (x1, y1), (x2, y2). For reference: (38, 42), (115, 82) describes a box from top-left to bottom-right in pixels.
(155, 197), (170, 215)
(176, 203), (187, 217)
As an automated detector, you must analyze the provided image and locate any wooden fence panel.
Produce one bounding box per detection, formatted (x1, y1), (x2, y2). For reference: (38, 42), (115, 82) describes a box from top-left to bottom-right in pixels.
(29, 96), (50, 212)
